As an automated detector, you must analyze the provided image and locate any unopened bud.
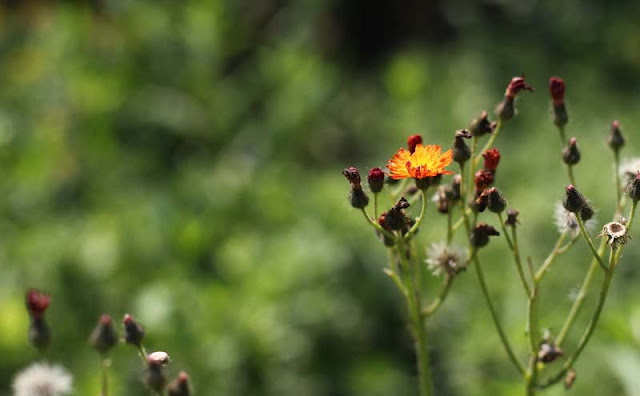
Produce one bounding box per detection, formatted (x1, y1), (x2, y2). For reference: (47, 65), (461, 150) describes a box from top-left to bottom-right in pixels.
(26, 289), (51, 320)
(550, 77), (568, 127)
(537, 342), (563, 363)
(469, 111), (495, 137)
(348, 186), (369, 209)
(505, 209), (519, 227)
(496, 76), (533, 121)
(168, 371), (192, 396)
(90, 314), (119, 355)
(562, 185), (587, 214)
(505, 76), (534, 97)
(450, 175), (462, 202)
(384, 198), (410, 231)
(475, 169), (494, 193)
(377, 213), (396, 247)
(123, 314), (145, 348)
(486, 187), (507, 213)
(145, 359), (167, 393)
(453, 129), (472, 164)
(626, 171), (640, 202)
(470, 223), (500, 248)
(562, 138), (581, 165)
(28, 317), (51, 351)
(475, 190), (489, 213)
(367, 168), (385, 193)
(482, 148), (501, 173)
(608, 120), (625, 152)
(407, 134), (423, 154)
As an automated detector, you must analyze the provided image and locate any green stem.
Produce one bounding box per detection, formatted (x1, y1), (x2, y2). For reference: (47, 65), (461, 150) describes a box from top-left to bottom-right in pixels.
(540, 248), (617, 389)
(614, 150), (622, 210)
(138, 344), (148, 364)
(360, 208), (396, 241)
(467, 136), (478, 202)
(447, 209), (453, 244)
(373, 192), (379, 219)
(498, 212), (531, 296)
(567, 164), (575, 186)
(473, 254), (525, 375)
(423, 275), (453, 317)
(525, 285), (540, 395)
(100, 357), (109, 396)
(557, 125), (567, 145)
(404, 189), (428, 240)
(534, 232), (567, 283)
(396, 238), (433, 396)
(576, 214), (608, 271)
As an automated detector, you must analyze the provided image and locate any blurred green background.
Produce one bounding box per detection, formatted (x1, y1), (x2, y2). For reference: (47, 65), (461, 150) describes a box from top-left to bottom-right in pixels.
(2, 0), (640, 395)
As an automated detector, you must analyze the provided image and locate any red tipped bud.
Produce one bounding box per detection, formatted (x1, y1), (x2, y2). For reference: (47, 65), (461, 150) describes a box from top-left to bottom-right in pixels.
(497, 76), (533, 121)
(367, 168), (385, 193)
(342, 167), (361, 186)
(505, 76), (534, 97)
(482, 148), (501, 173)
(168, 371), (192, 396)
(469, 111), (495, 137)
(562, 138), (580, 165)
(475, 169), (494, 193)
(549, 77), (565, 105)
(26, 289), (51, 320)
(608, 120), (625, 152)
(562, 185), (593, 220)
(123, 314), (145, 348)
(407, 134), (423, 154)
(90, 314), (119, 355)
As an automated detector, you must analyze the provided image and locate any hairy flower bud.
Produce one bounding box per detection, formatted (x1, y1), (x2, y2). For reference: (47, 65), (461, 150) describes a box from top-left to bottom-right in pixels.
(486, 187), (507, 213)
(562, 185), (588, 214)
(470, 223), (500, 248)
(550, 77), (568, 127)
(562, 137), (581, 165)
(342, 167), (361, 186)
(482, 148), (501, 173)
(496, 76), (533, 121)
(123, 314), (145, 348)
(453, 129), (472, 164)
(367, 168), (385, 193)
(475, 170), (494, 193)
(505, 208), (519, 228)
(145, 359), (167, 393)
(407, 134), (423, 154)
(626, 171), (640, 202)
(608, 120), (625, 152)
(90, 315), (119, 355)
(348, 187), (369, 209)
(450, 174), (462, 202)
(469, 111), (495, 137)
(383, 198), (410, 231)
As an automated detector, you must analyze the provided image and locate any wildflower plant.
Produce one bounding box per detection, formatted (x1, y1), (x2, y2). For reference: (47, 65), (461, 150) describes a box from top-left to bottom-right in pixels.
(342, 75), (639, 395)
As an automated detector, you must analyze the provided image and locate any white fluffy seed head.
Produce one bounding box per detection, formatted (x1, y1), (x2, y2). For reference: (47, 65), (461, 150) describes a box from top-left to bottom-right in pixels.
(554, 201), (596, 237)
(12, 362), (72, 396)
(426, 242), (467, 277)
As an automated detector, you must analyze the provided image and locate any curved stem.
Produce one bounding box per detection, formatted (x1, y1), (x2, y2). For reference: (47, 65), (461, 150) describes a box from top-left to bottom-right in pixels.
(474, 119), (503, 166)
(423, 276), (453, 317)
(534, 232), (567, 283)
(498, 213), (531, 296)
(525, 285), (540, 394)
(360, 208), (396, 241)
(576, 214), (608, 271)
(473, 254), (525, 375)
(404, 189), (428, 240)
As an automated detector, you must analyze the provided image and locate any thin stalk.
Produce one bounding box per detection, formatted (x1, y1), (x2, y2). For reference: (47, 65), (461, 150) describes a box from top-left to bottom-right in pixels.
(138, 344), (149, 364)
(576, 215), (608, 271)
(423, 275), (453, 317)
(524, 285), (540, 395)
(473, 254), (525, 375)
(498, 212), (531, 296)
(534, 232), (567, 283)
(447, 209), (453, 244)
(396, 237), (433, 396)
(404, 189), (428, 240)
(567, 165), (575, 186)
(373, 193), (379, 218)
(360, 208), (395, 241)
(100, 357), (109, 396)
(556, 235), (579, 254)
(614, 150), (622, 209)
(467, 136), (478, 203)
(557, 125), (567, 145)
(540, 248), (617, 389)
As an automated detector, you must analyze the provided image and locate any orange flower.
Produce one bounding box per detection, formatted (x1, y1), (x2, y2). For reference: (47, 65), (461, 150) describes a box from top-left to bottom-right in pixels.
(387, 144), (454, 180)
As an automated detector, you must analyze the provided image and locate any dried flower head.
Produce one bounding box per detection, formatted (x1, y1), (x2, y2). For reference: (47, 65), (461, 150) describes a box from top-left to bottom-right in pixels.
(12, 363), (72, 396)
(26, 290), (51, 320)
(564, 370), (577, 390)
(538, 342), (564, 363)
(146, 358), (167, 393)
(505, 208), (520, 228)
(407, 134), (423, 154)
(342, 167), (361, 186)
(554, 202), (596, 237)
(387, 144), (454, 180)
(367, 167), (385, 193)
(426, 242), (467, 277)
(598, 221), (630, 248)
(474, 169), (494, 192)
(505, 76), (534, 98)
(148, 351), (171, 366)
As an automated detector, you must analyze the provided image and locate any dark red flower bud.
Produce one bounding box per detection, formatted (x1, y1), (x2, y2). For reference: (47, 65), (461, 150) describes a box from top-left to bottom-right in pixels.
(168, 371), (192, 396)
(562, 138), (581, 165)
(470, 223), (500, 248)
(475, 170), (494, 192)
(469, 111), (495, 137)
(549, 77), (565, 105)
(562, 185), (588, 214)
(486, 187), (507, 213)
(90, 314), (119, 355)
(453, 129), (472, 164)
(407, 134), (423, 154)
(608, 120), (625, 152)
(475, 189), (489, 213)
(482, 148), (501, 173)
(26, 289), (51, 320)
(505, 76), (534, 98)
(123, 314), (145, 348)
(367, 168), (385, 193)
(342, 167), (361, 186)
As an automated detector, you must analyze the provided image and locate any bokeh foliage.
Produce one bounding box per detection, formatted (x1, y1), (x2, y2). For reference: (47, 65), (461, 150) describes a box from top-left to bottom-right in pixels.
(2, 0), (640, 395)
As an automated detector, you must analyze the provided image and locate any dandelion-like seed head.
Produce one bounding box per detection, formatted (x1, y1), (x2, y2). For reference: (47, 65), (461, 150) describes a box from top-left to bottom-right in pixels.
(12, 363), (72, 396)
(620, 157), (640, 183)
(426, 242), (467, 277)
(387, 144), (454, 181)
(554, 201), (596, 237)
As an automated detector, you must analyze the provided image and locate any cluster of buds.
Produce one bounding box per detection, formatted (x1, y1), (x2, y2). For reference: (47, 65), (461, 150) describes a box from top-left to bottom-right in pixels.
(144, 351), (193, 395)
(496, 76), (534, 121)
(377, 197), (415, 245)
(26, 289), (52, 351)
